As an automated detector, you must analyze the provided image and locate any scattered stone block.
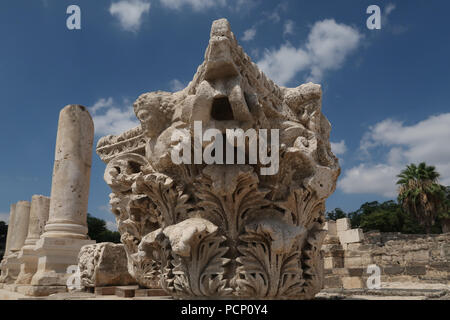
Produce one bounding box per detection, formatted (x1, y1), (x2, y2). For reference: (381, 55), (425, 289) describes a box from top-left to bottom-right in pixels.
(342, 276), (363, 289)
(115, 285), (139, 298)
(324, 221), (337, 236)
(95, 286), (116, 296)
(336, 218), (351, 232)
(78, 243), (136, 288)
(338, 228), (364, 245)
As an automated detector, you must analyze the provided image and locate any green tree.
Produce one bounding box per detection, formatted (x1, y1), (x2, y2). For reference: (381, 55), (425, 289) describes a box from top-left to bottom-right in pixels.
(359, 206), (402, 232)
(87, 214), (121, 243)
(348, 201), (386, 228)
(0, 221), (7, 258)
(397, 162), (447, 233)
(326, 208), (347, 221)
(346, 200), (434, 233)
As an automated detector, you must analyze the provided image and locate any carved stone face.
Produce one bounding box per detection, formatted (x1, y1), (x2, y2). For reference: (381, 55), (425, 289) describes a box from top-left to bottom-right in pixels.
(134, 93), (171, 139)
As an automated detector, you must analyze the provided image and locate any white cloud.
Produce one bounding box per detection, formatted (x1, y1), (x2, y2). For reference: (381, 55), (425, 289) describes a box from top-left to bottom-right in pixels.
(106, 220), (118, 232)
(89, 98), (139, 136)
(331, 140), (347, 155)
(257, 19), (362, 85)
(257, 44), (310, 87)
(340, 164), (399, 198)
(283, 20), (294, 36)
(0, 213), (9, 223)
(110, 0), (151, 32)
(340, 113), (450, 198)
(91, 97), (114, 114)
(159, 0), (226, 11)
(305, 19), (363, 82)
(170, 79), (186, 91)
(242, 27), (257, 42)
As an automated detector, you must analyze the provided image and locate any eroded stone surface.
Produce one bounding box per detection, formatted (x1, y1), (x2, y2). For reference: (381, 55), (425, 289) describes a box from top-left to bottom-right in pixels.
(31, 105), (95, 289)
(78, 243), (136, 288)
(44, 104), (94, 239)
(97, 18), (340, 299)
(15, 195), (51, 285)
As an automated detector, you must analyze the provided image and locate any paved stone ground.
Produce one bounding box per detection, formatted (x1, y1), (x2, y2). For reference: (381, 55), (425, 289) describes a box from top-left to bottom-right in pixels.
(316, 281), (450, 300)
(1, 282), (449, 300)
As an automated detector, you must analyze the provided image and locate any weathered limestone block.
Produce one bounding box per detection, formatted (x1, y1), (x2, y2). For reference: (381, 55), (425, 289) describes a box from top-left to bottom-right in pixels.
(324, 220), (337, 236)
(97, 18), (340, 299)
(78, 243), (136, 288)
(31, 105), (95, 292)
(342, 276), (364, 289)
(0, 201), (31, 285)
(15, 195), (50, 285)
(336, 218), (351, 232)
(338, 228), (364, 245)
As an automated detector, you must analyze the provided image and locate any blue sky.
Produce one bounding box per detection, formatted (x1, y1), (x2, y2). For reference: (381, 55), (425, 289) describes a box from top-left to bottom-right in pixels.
(1, 0), (449, 228)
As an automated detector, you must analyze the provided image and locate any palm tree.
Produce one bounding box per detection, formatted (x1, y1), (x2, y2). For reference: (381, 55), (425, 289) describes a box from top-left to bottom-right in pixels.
(396, 162), (446, 233)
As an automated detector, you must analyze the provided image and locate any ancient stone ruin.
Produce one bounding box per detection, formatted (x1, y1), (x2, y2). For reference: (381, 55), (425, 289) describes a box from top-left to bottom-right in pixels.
(0, 17), (448, 301)
(322, 218), (450, 290)
(96, 18), (340, 299)
(0, 105), (95, 296)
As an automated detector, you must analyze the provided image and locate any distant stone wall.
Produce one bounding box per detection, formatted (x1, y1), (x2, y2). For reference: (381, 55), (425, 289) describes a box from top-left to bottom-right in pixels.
(321, 219), (450, 289)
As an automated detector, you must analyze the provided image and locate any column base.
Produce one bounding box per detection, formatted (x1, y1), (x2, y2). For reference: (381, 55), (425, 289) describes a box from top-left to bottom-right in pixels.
(0, 253), (21, 284)
(16, 285), (68, 297)
(42, 222), (89, 240)
(31, 237), (95, 287)
(15, 246), (39, 285)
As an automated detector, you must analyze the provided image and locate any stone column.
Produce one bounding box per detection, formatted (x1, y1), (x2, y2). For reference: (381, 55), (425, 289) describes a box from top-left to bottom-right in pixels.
(8, 201), (31, 253)
(29, 105), (95, 295)
(24, 195), (50, 246)
(43, 105), (94, 239)
(3, 203), (17, 257)
(0, 201), (30, 285)
(15, 195), (50, 285)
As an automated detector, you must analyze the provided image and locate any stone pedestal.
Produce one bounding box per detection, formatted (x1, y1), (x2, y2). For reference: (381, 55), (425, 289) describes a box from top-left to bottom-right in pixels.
(0, 201), (31, 284)
(29, 105), (96, 294)
(15, 196), (50, 285)
(21, 237), (94, 295)
(0, 254), (21, 285)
